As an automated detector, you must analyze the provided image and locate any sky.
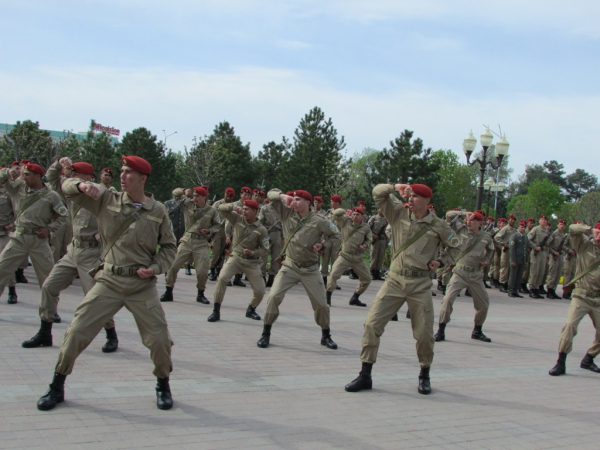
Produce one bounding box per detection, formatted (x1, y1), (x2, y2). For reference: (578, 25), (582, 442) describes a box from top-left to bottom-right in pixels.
(1, 0), (599, 182)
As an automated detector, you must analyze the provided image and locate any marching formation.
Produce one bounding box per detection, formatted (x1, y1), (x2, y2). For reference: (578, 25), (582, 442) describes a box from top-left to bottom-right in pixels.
(0, 156), (598, 413)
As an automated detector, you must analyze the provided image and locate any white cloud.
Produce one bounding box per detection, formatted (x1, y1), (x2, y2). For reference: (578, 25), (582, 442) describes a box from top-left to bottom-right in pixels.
(276, 40), (313, 50)
(0, 64), (597, 181)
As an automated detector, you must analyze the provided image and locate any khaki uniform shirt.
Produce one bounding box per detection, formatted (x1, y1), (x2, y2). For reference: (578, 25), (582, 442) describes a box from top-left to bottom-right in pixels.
(62, 179), (177, 295)
(267, 189), (339, 263)
(0, 187), (15, 235)
(549, 230), (567, 254)
(528, 225), (552, 250)
(0, 169), (68, 233)
(259, 203), (281, 233)
(368, 214), (388, 241)
(332, 208), (372, 262)
(494, 224), (517, 249)
(373, 184), (460, 271)
(454, 224), (494, 268)
(179, 198), (220, 243)
(569, 224), (600, 292)
(219, 204), (269, 259)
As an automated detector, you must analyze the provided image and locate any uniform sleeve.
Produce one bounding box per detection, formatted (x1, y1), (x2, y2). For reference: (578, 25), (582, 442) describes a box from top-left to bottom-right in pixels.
(0, 168), (9, 185)
(46, 160), (63, 194)
(508, 234), (517, 263)
(267, 189), (293, 222)
(483, 235), (494, 264)
(319, 216), (340, 251)
(437, 220), (461, 267)
(218, 203), (240, 225)
(62, 178), (107, 216)
(208, 209), (221, 235)
(568, 224), (591, 253)
(46, 193), (69, 233)
(527, 227), (537, 249)
(0, 170), (25, 198)
(251, 226), (270, 258)
(494, 227), (507, 246)
(362, 225), (373, 248)
(149, 207), (177, 275)
(373, 184), (406, 226)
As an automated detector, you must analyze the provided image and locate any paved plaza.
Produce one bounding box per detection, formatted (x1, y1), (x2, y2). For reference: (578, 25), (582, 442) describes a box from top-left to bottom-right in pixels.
(1, 269), (599, 450)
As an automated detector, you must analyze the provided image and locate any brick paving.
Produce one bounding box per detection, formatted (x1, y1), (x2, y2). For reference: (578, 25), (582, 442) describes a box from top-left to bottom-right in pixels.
(1, 269), (599, 449)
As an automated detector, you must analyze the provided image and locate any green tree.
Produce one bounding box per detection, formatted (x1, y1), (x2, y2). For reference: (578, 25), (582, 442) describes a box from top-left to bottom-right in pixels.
(560, 191), (600, 225)
(255, 137), (292, 192)
(369, 130), (439, 193)
(118, 127), (180, 201)
(0, 120), (53, 167)
(343, 147), (381, 212)
(180, 135), (227, 193)
(507, 179), (565, 221)
(566, 169), (599, 201)
(286, 107), (346, 196)
(430, 150), (477, 213)
(79, 120), (119, 183)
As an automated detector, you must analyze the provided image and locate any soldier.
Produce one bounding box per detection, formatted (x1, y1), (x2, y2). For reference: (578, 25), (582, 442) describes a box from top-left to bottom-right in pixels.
(256, 189), (339, 350)
(437, 209), (464, 293)
(345, 184), (459, 395)
(368, 208), (388, 281)
(227, 187), (253, 287)
(0, 164), (68, 303)
(321, 195), (342, 288)
(326, 206), (372, 307)
(160, 187), (220, 304)
(36, 155), (177, 411)
(546, 219), (568, 299)
(494, 214), (517, 293)
(260, 193), (283, 288)
(519, 218), (536, 293)
(22, 159), (119, 351)
(549, 222), (600, 377)
(357, 200), (368, 223)
(0, 170), (18, 303)
(490, 218), (507, 287)
(184, 188), (193, 199)
(164, 188), (186, 245)
(528, 215), (552, 299)
(482, 216), (496, 289)
(7, 161), (30, 284)
(434, 211), (494, 342)
(207, 200), (269, 322)
(506, 220), (529, 298)
(561, 221), (580, 300)
(99, 167), (114, 190)
(313, 196), (325, 216)
(208, 187), (235, 281)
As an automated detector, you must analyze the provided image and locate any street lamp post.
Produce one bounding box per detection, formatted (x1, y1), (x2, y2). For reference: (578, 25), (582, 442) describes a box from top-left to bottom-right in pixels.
(463, 128), (510, 211)
(483, 177), (494, 217)
(493, 181), (505, 214)
(163, 130), (177, 145)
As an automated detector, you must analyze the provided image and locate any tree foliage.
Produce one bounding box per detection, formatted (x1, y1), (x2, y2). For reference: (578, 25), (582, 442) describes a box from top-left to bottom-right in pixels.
(0, 120), (54, 167)
(508, 179), (565, 221)
(430, 150), (477, 213)
(255, 138), (292, 192)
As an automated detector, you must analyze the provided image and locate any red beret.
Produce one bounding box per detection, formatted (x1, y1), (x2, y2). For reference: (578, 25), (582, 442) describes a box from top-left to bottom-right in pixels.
(487, 216), (494, 221)
(243, 199), (260, 210)
(200, 185), (209, 192)
(558, 219), (566, 225)
(20, 159), (31, 165)
(294, 190), (312, 201)
(331, 195), (342, 203)
(428, 205), (435, 210)
(519, 220), (527, 226)
(314, 196), (323, 203)
(285, 191), (294, 196)
(71, 162), (95, 175)
(225, 187), (235, 195)
(253, 189), (259, 194)
(193, 187), (208, 197)
(471, 212), (484, 222)
(11, 161), (20, 166)
(509, 214), (517, 219)
(25, 163), (44, 175)
(573, 221), (581, 224)
(101, 167), (113, 177)
(241, 187), (252, 194)
(265, 198), (270, 204)
(595, 223), (600, 230)
(497, 218), (507, 223)
(260, 190), (265, 197)
(358, 201), (366, 206)
(527, 218), (535, 223)
(410, 184), (433, 198)
(122, 156), (151, 175)
(539, 215), (548, 220)
(254, 190), (265, 197)
(476, 210), (484, 216)
(352, 207), (365, 215)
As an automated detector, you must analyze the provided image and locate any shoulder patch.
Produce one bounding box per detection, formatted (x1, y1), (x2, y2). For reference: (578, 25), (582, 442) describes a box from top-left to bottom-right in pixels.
(146, 215), (163, 223)
(54, 202), (68, 216)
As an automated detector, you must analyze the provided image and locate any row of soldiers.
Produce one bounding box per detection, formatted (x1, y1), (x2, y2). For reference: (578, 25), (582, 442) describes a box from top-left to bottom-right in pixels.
(0, 156), (597, 413)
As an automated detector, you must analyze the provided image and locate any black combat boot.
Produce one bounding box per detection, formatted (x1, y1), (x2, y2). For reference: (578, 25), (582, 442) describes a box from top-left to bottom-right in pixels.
(22, 320), (53, 348)
(335, 285), (341, 290)
(15, 268), (28, 284)
(471, 325), (491, 342)
(539, 285), (548, 295)
(345, 362), (373, 392)
(371, 270), (377, 281)
(160, 286), (174, 302)
(391, 313), (398, 321)
(37, 372), (66, 411)
(208, 268), (217, 281)
(498, 283), (508, 293)
(418, 367), (431, 395)
(233, 273), (246, 287)
(375, 270), (385, 281)
(519, 284), (530, 294)
(196, 290), (210, 304)
(434, 323), (446, 342)
(580, 353), (600, 373)
(484, 280), (491, 289)
(529, 289), (543, 299)
(508, 290), (523, 298)
(156, 377), (173, 410)
(326, 291), (332, 306)
(465, 289), (473, 296)
(53, 313), (61, 323)
(266, 274), (275, 288)
(440, 284), (446, 294)
(437, 280), (443, 291)
(547, 288), (560, 299)
(207, 303), (221, 322)
(185, 264), (192, 276)
(349, 269), (358, 280)
(102, 327), (118, 353)
(549, 352), (567, 376)
(246, 305), (261, 320)
(7, 286), (17, 304)
(349, 292), (366, 307)
(406, 309), (411, 319)
(257, 324), (272, 348)
(321, 329), (338, 349)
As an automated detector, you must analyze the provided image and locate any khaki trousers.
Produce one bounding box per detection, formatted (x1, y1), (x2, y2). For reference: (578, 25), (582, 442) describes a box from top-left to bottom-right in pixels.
(439, 269), (489, 326)
(499, 249), (511, 284)
(562, 257), (576, 286)
(166, 238), (209, 291)
(214, 255), (264, 307)
(521, 261), (530, 285)
(39, 243), (115, 329)
(528, 250), (547, 289)
(369, 238), (387, 270)
(361, 272), (434, 368)
(320, 239), (341, 276)
(327, 254), (371, 295)
(547, 255), (564, 290)
(0, 234), (54, 296)
(0, 236), (15, 288)
(51, 220), (73, 263)
(209, 230), (226, 270)
(55, 282), (173, 378)
(557, 291), (600, 356)
(491, 248), (502, 280)
(263, 260), (330, 329)
(267, 231), (283, 276)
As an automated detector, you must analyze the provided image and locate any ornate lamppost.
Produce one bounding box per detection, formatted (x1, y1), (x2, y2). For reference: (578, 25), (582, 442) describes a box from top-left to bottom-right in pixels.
(463, 128), (510, 211)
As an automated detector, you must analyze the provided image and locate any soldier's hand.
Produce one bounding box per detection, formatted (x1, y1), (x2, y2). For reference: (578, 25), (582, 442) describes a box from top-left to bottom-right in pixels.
(283, 195), (294, 208)
(226, 237), (231, 245)
(242, 248), (252, 256)
(137, 268), (154, 279)
(35, 227), (50, 239)
(428, 260), (441, 270)
(79, 182), (100, 199)
(511, 262), (517, 268)
(313, 242), (323, 253)
(235, 206), (243, 215)
(4, 224), (13, 231)
(8, 167), (19, 179)
(358, 244), (366, 251)
(59, 157), (73, 169)
(200, 229), (210, 235)
(94, 233), (100, 241)
(373, 235), (379, 241)
(480, 262), (488, 268)
(394, 184), (410, 197)
(536, 246), (542, 252)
